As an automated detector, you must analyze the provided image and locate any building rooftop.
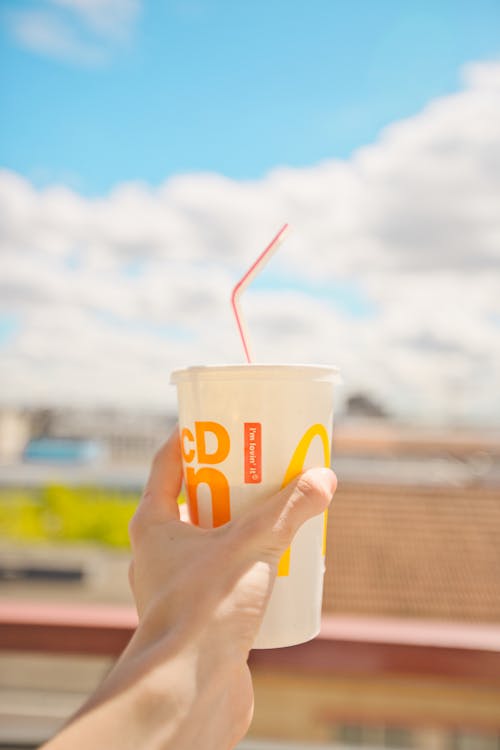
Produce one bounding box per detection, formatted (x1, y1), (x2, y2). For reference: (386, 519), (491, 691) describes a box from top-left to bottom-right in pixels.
(323, 481), (500, 623)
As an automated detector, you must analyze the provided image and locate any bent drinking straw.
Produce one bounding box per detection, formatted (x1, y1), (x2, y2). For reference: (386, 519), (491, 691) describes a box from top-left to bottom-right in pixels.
(231, 223), (290, 362)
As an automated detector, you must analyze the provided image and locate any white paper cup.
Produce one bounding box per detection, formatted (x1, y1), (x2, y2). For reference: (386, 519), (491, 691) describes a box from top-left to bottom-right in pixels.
(170, 364), (339, 649)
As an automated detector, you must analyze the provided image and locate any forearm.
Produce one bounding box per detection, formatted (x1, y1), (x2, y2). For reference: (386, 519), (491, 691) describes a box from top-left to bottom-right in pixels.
(42, 630), (243, 750)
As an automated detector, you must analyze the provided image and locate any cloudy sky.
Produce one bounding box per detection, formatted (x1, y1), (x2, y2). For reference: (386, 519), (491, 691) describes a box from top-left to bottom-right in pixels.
(1, 1), (499, 427)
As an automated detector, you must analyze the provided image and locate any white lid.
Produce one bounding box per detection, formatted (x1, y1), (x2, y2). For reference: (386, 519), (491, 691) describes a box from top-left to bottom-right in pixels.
(170, 363), (340, 384)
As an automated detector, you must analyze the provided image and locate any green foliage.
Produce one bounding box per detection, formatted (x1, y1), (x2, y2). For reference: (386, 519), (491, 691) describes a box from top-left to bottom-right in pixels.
(0, 485), (139, 548)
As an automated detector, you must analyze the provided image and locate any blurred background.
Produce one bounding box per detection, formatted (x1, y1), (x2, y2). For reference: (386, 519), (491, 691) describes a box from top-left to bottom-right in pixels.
(1, 1), (500, 748)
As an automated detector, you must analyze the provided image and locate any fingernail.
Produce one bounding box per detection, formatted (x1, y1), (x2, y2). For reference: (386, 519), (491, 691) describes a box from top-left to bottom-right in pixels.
(316, 467), (336, 494)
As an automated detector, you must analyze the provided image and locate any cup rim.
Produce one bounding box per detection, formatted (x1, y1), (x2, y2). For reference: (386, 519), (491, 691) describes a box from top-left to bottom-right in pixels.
(170, 363), (340, 384)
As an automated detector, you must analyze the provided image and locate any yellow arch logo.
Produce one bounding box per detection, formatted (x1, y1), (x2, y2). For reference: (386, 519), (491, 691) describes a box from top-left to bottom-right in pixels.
(277, 423), (330, 576)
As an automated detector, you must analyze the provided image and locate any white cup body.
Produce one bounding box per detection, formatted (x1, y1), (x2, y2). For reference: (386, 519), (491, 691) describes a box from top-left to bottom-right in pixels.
(170, 364), (338, 649)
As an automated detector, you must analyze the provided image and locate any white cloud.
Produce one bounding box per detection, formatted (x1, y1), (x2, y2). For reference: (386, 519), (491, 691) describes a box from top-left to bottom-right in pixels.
(6, 10), (106, 65)
(50, 0), (140, 38)
(5, 0), (141, 65)
(1, 61), (499, 426)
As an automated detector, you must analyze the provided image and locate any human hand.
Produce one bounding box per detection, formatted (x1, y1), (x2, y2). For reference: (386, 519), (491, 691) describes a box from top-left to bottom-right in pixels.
(44, 428), (336, 750)
(126, 427), (336, 747)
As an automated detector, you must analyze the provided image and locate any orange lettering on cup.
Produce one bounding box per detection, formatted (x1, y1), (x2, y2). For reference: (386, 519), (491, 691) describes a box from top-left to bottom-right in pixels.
(185, 466), (231, 527)
(277, 424), (330, 577)
(195, 421), (230, 464)
(244, 422), (262, 483)
(181, 427), (195, 463)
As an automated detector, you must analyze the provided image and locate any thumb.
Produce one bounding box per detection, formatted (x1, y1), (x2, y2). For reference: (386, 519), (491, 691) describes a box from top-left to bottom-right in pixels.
(239, 467), (337, 554)
(271, 468), (337, 547)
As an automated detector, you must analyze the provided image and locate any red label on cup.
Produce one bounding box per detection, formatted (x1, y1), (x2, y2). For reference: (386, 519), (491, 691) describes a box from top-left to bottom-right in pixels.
(244, 423), (262, 483)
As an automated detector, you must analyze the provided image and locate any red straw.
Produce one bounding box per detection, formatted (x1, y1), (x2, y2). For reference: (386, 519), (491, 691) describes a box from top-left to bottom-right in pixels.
(231, 223), (290, 362)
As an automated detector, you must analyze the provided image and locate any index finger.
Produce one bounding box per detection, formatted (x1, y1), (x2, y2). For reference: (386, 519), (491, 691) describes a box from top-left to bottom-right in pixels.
(140, 427), (184, 523)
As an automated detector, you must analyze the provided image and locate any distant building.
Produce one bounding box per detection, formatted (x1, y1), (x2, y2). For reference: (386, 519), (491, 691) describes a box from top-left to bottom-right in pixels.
(0, 407), (176, 465)
(344, 392), (389, 419)
(247, 471), (500, 749)
(22, 438), (107, 465)
(0, 409), (30, 464)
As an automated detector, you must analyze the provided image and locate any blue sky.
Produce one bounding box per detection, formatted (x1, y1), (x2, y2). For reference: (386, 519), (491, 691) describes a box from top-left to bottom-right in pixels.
(1, 1), (500, 424)
(1, 0), (500, 195)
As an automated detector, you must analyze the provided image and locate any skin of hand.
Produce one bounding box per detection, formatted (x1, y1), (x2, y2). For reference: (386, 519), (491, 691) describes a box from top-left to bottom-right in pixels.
(42, 428), (337, 750)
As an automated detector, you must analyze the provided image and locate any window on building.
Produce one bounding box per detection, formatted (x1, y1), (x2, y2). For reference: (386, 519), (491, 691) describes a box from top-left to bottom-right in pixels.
(335, 723), (414, 748)
(338, 724), (365, 745)
(384, 726), (414, 748)
(450, 732), (500, 750)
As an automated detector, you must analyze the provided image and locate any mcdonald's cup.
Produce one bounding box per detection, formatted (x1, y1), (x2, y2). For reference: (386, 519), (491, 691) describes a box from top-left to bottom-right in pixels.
(170, 364), (339, 649)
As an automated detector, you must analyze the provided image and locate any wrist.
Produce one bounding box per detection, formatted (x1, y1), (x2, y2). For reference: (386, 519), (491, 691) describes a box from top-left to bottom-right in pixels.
(128, 639), (246, 750)
(89, 623), (244, 750)
(51, 604), (250, 750)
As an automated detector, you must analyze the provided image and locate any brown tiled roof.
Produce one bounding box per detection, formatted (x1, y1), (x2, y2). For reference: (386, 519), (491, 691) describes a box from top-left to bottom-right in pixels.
(323, 482), (500, 623)
(332, 424), (500, 459)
